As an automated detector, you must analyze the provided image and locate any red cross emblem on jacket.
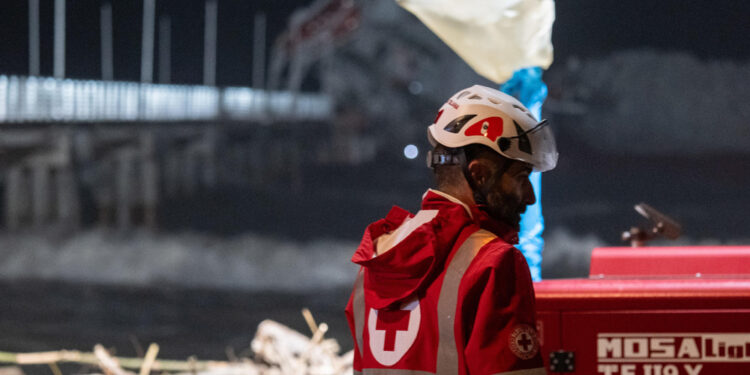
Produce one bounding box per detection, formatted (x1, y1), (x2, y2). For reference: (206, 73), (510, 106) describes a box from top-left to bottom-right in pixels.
(376, 309), (411, 351)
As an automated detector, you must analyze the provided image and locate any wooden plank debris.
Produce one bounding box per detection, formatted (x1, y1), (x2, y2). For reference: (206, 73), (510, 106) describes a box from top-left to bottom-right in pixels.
(0, 315), (353, 375)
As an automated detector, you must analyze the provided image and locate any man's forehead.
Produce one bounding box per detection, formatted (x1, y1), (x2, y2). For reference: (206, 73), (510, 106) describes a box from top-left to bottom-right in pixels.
(505, 159), (533, 174)
(479, 151), (532, 174)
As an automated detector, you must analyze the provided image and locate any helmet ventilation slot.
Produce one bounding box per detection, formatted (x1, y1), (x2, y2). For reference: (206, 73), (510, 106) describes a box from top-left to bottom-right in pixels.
(512, 104), (529, 112)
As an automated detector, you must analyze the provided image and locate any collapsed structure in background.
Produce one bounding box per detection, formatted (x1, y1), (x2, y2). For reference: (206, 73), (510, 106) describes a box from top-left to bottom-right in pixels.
(0, 76), (332, 231)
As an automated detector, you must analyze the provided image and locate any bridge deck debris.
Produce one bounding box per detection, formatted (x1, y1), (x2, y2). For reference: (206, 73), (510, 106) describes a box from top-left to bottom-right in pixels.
(0, 312), (353, 375)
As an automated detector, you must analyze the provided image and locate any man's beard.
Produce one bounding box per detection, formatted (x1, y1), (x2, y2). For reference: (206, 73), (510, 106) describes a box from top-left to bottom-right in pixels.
(473, 175), (527, 230)
(484, 190), (526, 230)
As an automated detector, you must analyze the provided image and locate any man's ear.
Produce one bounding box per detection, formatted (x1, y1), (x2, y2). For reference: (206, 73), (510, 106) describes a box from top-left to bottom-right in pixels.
(467, 158), (492, 187)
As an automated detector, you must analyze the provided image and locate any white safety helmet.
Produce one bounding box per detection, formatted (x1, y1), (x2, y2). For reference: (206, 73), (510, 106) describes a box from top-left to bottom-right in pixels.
(427, 85), (558, 172)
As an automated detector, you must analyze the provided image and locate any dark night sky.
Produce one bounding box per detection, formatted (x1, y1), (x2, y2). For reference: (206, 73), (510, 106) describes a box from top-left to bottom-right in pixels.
(553, 0), (750, 61)
(0, 0), (317, 84)
(0, 0), (748, 85)
(0, 0), (750, 85)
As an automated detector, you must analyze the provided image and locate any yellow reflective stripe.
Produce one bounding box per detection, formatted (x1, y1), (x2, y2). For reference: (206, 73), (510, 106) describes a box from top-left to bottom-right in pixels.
(435, 229), (497, 375)
(362, 369), (435, 375)
(353, 268), (366, 356)
(492, 367), (547, 375)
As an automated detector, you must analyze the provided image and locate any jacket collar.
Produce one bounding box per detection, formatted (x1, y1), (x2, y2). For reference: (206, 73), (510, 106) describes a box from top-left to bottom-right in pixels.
(426, 189), (519, 245)
(423, 189), (473, 218)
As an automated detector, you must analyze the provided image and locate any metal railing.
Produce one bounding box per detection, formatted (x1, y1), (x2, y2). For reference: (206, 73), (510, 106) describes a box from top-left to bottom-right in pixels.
(0, 75), (332, 123)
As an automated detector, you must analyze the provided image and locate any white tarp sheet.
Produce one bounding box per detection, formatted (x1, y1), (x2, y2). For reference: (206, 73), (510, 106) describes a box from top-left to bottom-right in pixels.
(396, 0), (555, 83)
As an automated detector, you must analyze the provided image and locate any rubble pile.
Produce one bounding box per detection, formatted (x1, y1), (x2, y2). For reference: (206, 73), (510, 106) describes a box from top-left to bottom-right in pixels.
(0, 318), (353, 375)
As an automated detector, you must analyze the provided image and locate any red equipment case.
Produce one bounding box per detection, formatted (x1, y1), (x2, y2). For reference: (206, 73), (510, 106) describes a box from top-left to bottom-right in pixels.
(534, 246), (750, 375)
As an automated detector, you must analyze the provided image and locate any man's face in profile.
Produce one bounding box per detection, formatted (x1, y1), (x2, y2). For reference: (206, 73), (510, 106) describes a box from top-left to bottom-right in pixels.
(482, 159), (536, 230)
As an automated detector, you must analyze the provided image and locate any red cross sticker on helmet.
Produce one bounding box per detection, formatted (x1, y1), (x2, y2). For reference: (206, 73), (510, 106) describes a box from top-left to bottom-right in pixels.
(464, 116), (504, 142)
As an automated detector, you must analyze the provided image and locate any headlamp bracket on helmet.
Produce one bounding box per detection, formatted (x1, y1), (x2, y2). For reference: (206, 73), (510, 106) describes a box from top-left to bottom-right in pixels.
(426, 148), (466, 169)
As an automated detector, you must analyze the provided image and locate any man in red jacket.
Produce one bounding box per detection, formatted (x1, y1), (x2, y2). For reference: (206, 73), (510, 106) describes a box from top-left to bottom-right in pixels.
(346, 85), (558, 375)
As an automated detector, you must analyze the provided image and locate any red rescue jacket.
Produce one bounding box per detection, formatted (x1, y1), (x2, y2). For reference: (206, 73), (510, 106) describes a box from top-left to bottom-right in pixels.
(345, 190), (545, 375)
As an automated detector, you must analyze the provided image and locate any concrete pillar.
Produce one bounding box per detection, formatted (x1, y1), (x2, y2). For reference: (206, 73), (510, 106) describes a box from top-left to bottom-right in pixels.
(252, 13), (266, 90)
(142, 159), (158, 228)
(140, 133), (159, 229)
(288, 140), (303, 192)
(115, 151), (134, 230)
(201, 129), (217, 189)
(55, 165), (80, 228)
(31, 161), (51, 227)
(203, 0), (218, 86)
(53, 0), (66, 79)
(5, 166), (26, 230)
(95, 158), (116, 225)
(141, 0), (156, 83)
(247, 140), (264, 188)
(182, 147), (198, 196)
(231, 145), (246, 186)
(54, 133), (79, 228)
(164, 147), (181, 198)
(269, 139), (286, 186)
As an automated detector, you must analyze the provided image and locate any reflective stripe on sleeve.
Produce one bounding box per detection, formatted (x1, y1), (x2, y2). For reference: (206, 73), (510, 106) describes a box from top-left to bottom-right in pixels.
(492, 367), (547, 375)
(435, 229), (497, 375)
(353, 268), (366, 356)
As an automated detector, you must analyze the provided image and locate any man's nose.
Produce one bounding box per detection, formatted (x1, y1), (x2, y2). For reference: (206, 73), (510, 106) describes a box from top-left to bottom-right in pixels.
(523, 178), (536, 206)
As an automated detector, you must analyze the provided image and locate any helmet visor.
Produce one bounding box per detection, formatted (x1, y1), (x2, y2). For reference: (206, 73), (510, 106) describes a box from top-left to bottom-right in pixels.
(504, 120), (558, 172)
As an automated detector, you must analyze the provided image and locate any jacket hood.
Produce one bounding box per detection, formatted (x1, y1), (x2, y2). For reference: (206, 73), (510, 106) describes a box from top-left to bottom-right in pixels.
(351, 190), (477, 310)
